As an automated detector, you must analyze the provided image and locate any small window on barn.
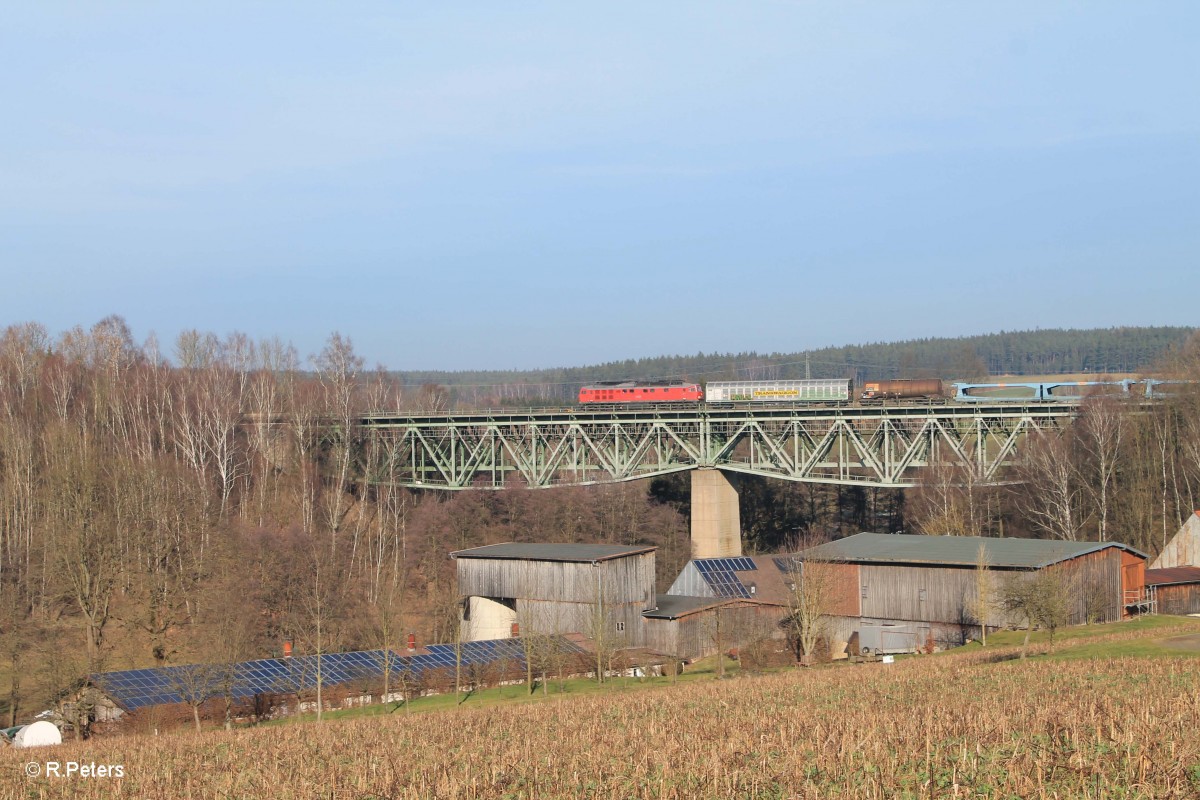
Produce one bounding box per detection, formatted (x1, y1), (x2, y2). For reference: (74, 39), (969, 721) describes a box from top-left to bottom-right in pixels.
(616, 621), (625, 633)
(919, 589), (927, 602)
(862, 584), (868, 599)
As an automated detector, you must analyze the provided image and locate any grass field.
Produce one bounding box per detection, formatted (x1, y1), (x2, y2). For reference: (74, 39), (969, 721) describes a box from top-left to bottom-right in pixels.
(4, 616), (1200, 799)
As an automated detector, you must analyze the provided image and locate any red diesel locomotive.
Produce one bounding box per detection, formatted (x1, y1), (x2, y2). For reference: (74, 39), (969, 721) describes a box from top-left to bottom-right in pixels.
(578, 380), (702, 404)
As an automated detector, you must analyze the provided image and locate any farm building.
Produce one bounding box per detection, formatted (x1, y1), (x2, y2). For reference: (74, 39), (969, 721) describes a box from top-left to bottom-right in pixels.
(1146, 567), (1200, 616)
(452, 543), (657, 647)
(641, 595), (786, 661)
(1149, 511), (1200, 569)
(798, 533), (1150, 650)
(453, 544), (795, 661)
(662, 535), (1150, 656)
(456, 535), (1153, 664)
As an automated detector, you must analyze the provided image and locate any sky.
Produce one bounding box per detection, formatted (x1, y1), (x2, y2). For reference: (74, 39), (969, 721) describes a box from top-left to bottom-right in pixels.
(2, 2), (1197, 370)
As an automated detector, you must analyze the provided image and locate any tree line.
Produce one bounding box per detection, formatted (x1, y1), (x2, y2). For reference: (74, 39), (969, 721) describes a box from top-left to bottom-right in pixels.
(396, 326), (1194, 407)
(0, 317), (694, 726)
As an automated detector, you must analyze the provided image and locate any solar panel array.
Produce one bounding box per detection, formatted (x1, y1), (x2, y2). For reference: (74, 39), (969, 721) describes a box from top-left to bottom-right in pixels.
(694, 557), (757, 598)
(92, 636), (585, 712)
(772, 556), (800, 576)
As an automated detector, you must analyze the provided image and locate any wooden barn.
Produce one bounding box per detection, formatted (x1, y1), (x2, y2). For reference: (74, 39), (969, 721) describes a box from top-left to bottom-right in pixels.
(798, 533), (1149, 649)
(452, 543), (657, 647)
(641, 595), (785, 661)
(1146, 567), (1200, 616)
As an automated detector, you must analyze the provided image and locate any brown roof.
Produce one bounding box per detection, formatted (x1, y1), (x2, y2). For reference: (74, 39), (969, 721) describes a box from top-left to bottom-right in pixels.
(1146, 566), (1200, 586)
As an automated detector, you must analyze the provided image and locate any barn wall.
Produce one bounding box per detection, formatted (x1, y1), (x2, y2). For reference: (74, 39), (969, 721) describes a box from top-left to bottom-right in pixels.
(642, 605), (788, 660)
(1150, 514), (1200, 569)
(666, 563), (713, 598)
(1121, 549), (1146, 614)
(859, 564), (978, 626)
(1052, 549), (1124, 623)
(1154, 584), (1200, 616)
(457, 553), (656, 610)
(857, 551), (1131, 630)
(513, 598), (648, 648)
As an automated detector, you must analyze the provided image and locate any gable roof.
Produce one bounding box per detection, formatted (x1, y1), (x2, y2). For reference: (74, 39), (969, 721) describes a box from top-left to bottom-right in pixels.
(799, 533), (1147, 569)
(451, 542), (655, 563)
(1149, 512), (1200, 570)
(667, 555), (795, 605)
(1146, 566), (1200, 587)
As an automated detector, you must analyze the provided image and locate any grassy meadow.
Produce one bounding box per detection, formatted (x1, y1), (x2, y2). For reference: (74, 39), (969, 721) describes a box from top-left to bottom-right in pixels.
(3, 616), (1200, 799)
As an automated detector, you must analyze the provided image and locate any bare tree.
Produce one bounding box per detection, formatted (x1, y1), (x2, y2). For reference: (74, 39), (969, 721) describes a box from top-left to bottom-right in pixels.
(1076, 396), (1125, 542)
(1001, 568), (1075, 659)
(312, 332), (365, 541)
(167, 662), (224, 732)
(969, 543), (995, 646)
(515, 603), (559, 696)
(908, 460), (988, 536)
(368, 555), (405, 702)
(287, 534), (348, 722)
(700, 605), (729, 677)
(47, 431), (122, 666)
(585, 590), (623, 685)
(1015, 429), (1089, 541)
(784, 554), (843, 666)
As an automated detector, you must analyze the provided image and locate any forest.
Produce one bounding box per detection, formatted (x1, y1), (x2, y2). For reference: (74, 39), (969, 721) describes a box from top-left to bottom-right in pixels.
(1, 317), (1199, 726)
(397, 325), (1195, 407)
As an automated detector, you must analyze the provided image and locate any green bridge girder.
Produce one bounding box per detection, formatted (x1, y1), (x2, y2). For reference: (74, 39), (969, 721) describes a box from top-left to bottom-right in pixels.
(360, 403), (1079, 489)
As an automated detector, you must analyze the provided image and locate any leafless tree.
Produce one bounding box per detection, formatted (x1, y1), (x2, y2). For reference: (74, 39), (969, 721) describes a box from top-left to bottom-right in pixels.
(585, 589), (624, 685)
(1015, 429), (1089, 541)
(313, 332), (365, 542)
(287, 534), (348, 722)
(1076, 395), (1125, 542)
(784, 553), (842, 666)
(166, 662), (224, 731)
(970, 543), (995, 645)
(1001, 568), (1075, 659)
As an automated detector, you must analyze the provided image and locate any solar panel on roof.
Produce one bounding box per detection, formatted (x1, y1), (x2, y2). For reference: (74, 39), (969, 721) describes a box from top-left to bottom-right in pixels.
(91, 635), (585, 712)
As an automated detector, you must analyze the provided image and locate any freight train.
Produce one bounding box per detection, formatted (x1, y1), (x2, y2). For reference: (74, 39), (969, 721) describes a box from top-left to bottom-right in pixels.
(577, 378), (1184, 407)
(578, 378), (935, 406)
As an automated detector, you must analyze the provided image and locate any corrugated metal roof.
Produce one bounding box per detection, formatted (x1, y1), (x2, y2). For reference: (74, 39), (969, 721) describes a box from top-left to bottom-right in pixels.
(799, 532), (1147, 569)
(451, 542), (656, 563)
(1146, 566), (1200, 586)
(642, 594), (758, 620)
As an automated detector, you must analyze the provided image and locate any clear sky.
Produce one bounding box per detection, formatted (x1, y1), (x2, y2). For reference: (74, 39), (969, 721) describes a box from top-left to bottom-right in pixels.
(2, 2), (1197, 370)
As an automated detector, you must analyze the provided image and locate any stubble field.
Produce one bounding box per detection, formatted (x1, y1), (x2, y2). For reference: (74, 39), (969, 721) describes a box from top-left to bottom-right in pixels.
(4, 623), (1200, 799)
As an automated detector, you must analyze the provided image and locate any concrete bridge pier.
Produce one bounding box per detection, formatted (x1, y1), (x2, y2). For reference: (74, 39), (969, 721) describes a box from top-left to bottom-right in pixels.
(690, 469), (742, 559)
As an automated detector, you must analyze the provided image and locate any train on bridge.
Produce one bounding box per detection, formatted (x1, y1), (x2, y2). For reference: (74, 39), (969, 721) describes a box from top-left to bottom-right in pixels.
(577, 377), (1185, 407)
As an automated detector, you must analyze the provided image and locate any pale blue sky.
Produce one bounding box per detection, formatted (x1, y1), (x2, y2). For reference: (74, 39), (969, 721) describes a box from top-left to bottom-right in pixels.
(2, 2), (1197, 369)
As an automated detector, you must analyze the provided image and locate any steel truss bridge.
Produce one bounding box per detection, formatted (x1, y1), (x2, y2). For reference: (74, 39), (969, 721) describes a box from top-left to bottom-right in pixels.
(361, 403), (1080, 489)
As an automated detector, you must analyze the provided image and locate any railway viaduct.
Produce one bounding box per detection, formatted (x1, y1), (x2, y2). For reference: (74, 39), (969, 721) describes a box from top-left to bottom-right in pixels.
(361, 403), (1080, 558)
